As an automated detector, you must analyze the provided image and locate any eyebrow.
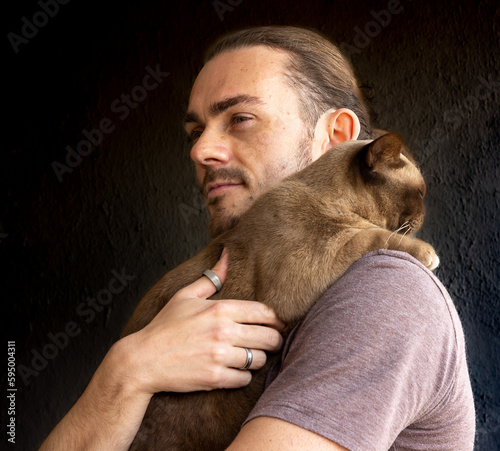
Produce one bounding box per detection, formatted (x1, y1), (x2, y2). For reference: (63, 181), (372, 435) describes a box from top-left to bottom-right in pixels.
(183, 95), (264, 125)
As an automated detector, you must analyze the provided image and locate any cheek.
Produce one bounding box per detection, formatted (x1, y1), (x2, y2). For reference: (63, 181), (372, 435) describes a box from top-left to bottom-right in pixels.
(251, 120), (295, 157)
(236, 116), (307, 182)
(233, 127), (275, 173)
(251, 136), (289, 180)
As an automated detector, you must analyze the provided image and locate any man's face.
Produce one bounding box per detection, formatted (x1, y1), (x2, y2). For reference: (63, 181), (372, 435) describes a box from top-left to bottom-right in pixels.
(184, 46), (313, 237)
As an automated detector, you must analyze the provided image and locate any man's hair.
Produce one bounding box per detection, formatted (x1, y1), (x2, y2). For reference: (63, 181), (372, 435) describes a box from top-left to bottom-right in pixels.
(204, 25), (372, 139)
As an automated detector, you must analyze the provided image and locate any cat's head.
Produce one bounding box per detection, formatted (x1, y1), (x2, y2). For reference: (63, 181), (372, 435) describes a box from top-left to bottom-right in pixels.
(357, 132), (427, 235)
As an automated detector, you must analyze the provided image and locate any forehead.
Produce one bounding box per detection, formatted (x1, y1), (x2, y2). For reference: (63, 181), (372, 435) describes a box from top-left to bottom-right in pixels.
(187, 46), (292, 114)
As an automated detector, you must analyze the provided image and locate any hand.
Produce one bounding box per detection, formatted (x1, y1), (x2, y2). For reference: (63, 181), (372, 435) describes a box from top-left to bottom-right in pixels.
(116, 249), (285, 396)
(40, 250), (284, 450)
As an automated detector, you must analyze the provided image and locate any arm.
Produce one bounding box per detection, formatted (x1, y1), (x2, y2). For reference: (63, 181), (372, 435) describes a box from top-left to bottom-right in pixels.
(39, 342), (152, 450)
(227, 250), (470, 450)
(40, 253), (285, 450)
(228, 417), (349, 450)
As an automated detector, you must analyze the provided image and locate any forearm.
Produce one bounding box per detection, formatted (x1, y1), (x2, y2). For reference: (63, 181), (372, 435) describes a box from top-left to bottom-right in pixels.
(39, 341), (151, 451)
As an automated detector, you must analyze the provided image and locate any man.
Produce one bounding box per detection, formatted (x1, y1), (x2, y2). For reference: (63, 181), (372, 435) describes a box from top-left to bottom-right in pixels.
(41, 26), (475, 450)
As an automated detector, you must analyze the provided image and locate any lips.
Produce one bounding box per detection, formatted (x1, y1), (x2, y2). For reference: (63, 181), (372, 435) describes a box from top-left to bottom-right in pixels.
(206, 181), (244, 197)
(202, 167), (248, 198)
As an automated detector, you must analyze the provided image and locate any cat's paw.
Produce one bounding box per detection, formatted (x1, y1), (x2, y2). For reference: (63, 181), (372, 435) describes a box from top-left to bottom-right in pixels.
(426, 250), (440, 270)
(413, 241), (440, 270)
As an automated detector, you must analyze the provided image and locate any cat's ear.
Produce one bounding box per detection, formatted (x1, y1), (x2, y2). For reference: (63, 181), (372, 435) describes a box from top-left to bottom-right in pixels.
(366, 133), (404, 170)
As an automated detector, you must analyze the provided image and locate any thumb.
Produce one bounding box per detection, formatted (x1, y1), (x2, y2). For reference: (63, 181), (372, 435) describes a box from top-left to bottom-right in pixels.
(183, 248), (229, 300)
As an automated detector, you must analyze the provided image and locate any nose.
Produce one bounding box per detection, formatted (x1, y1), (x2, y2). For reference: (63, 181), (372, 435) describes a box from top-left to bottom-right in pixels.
(190, 128), (231, 167)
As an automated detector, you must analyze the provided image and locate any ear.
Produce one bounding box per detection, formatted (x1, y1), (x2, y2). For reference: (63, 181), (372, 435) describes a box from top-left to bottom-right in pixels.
(311, 108), (361, 161)
(366, 133), (404, 170)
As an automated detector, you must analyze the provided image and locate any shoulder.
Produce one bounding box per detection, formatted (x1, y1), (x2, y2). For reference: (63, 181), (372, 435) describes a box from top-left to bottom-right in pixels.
(295, 249), (467, 393)
(296, 249), (461, 350)
(323, 248), (452, 308)
(245, 250), (475, 450)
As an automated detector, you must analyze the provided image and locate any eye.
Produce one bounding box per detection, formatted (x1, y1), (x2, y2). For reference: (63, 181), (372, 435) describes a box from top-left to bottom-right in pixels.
(187, 129), (203, 143)
(418, 189), (424, 198)
(232, 115), (252, 125)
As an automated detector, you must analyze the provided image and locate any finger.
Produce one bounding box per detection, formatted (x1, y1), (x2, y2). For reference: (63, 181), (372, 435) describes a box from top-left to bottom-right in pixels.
(232, 323), (284, 352)
(214, 368), (253, 390)
(231, 348), (267, 371)
(222, 300), (286, 331)
(179, 250), (228, 300)
(212, 247), (228, 283)
(215, 348), (266, 389)
(196, 350), (265, 391)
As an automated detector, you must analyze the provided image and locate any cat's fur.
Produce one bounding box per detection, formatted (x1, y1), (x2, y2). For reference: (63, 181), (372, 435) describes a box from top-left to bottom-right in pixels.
(122, 133), (439, 450)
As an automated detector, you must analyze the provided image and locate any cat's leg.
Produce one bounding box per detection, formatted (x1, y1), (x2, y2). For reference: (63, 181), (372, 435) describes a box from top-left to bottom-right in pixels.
(386, 233), (440, 270)
(342, 228), (439, 270)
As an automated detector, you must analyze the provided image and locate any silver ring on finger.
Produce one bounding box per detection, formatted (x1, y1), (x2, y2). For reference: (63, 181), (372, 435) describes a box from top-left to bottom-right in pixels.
(239, 347), (253, 370)
(202, 269), (223, 292)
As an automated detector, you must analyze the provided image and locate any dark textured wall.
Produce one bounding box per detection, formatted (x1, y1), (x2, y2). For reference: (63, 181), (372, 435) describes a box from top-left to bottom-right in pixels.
(4, 0), (499, 449)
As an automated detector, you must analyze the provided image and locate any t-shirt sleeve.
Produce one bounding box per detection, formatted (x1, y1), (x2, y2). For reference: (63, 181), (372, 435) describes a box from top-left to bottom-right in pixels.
(244, 250), (475, 451)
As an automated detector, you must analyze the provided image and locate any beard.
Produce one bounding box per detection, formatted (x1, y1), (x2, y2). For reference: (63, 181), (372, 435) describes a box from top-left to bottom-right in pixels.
(208, 210), (241, 239)
(204, 132), (313, 238)
(201, 165), (252, 238)
(202, 166), (250, 238)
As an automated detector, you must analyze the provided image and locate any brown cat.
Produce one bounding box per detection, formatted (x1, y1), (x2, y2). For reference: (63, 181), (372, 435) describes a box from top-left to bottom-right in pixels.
(122, 132), (439, 450)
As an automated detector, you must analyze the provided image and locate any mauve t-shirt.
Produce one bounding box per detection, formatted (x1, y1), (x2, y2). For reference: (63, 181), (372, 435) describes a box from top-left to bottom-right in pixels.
(245, 250), (475, 450)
